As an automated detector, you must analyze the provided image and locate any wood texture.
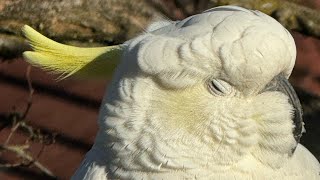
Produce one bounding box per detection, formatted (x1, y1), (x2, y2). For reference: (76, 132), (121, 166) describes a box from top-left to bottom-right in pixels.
(211, 0), (320, 38)
(0, 0), (161, 59)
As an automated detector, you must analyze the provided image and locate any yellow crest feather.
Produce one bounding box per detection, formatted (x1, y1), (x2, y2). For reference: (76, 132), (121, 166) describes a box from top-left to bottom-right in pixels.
(22, 25), (123, 79)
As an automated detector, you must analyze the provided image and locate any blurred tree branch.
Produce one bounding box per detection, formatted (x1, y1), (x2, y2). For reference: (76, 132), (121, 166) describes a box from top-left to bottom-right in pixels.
(211, 0), (320, 38)
(0, 67), (56, 179)
(0, 0), (161, 60)
(2, 0), (320, 60)
(1, 0), (320, 59)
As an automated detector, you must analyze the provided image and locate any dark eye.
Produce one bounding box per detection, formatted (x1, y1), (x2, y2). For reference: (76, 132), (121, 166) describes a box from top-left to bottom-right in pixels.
(208, 79), (234, 96)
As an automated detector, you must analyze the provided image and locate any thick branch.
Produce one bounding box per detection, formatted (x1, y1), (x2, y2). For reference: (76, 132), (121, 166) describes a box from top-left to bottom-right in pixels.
(1, 0), (320, 59)
(0, 0), (161, 59)
(211, 0), (320, 37)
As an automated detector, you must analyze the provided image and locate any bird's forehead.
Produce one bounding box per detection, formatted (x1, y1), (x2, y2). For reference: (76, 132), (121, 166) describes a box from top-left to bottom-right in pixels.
(134, 6), (296, 92)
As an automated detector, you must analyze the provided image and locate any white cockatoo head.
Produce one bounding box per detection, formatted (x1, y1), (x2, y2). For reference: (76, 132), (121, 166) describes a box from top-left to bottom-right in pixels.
(90, 5), (302, 178)
(23, 5), (311, 179)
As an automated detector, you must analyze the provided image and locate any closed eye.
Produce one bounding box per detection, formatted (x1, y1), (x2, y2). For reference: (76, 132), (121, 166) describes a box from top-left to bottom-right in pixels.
(208, 79), (234, 96)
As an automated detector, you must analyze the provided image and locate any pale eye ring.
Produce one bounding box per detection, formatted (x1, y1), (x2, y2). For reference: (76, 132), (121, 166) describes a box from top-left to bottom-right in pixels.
(208, 79), (233, 96)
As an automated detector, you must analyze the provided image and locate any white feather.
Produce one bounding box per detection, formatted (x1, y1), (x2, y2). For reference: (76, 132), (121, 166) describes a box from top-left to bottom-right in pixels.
(68, 5), (319, 179)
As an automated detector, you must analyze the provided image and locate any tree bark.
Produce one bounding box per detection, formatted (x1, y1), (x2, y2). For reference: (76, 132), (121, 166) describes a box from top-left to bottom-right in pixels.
(211, 0), (320, 38)
(1, 0), (320, 59)
(0, 0), (161, 59)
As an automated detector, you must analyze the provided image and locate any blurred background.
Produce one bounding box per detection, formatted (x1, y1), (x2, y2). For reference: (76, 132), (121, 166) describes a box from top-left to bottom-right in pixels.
(0, 0), (320, 179)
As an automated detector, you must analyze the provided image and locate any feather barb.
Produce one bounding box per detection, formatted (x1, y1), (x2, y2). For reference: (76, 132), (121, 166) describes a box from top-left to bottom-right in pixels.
(22, 25), (123, 79)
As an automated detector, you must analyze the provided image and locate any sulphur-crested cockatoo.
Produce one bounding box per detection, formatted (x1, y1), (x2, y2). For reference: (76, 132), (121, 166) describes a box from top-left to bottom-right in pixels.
(22, 5), (319, 180)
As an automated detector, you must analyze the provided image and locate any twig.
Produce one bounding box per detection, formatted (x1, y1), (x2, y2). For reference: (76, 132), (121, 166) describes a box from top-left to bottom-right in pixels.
(21, 66), (34, 120)
(0, 145), (56, 178)
(4, 123), (20, 145)
(0, 65), (56, 178)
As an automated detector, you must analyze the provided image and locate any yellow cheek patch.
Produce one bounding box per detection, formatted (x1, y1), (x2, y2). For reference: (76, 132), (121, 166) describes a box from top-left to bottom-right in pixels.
(251, 113), (263, 122)
(152, 84), (212, 132)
